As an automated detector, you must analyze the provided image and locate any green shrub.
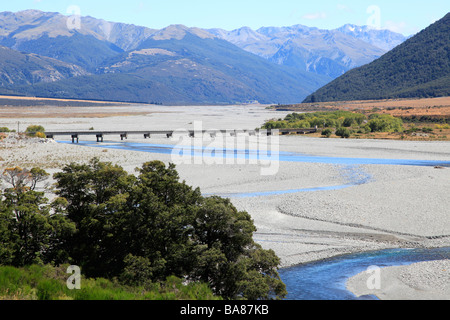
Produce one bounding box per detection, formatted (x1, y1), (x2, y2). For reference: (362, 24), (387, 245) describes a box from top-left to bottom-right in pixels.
(25, 125), (46, 137)
(321, 129), (332, 138)
(335, 127), (351, 138)
(264, 111), (368, 131)
(367, 114), (404, 132)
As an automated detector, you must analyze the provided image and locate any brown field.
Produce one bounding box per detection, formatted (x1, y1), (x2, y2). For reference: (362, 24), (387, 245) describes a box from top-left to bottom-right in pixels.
(0, 106), (153, 118)
(0, 95), (151, 118)
(273, 96), (450, 117)
(0, 95), (157, 118)
(272, 97), (450, 141)
(0, 94), (132, 105)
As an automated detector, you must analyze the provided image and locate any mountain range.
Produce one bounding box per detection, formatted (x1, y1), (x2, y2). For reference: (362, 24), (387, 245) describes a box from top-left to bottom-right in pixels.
(303, 13), (450, 102)
(208, 24), (406, 79)
(0, 9), (409, 105)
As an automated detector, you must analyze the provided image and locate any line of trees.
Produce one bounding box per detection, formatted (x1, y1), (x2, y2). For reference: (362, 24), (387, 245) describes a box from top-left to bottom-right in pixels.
(262, 111), (405, 138)
(0, 158), (286, 300)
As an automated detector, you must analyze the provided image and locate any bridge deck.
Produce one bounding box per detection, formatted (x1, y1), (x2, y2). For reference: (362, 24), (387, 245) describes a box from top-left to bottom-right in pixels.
(44, 128), (317, 143)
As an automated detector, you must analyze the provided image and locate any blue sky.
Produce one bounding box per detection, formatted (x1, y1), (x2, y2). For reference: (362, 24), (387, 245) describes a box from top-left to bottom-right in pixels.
(3, 0), (449, 35)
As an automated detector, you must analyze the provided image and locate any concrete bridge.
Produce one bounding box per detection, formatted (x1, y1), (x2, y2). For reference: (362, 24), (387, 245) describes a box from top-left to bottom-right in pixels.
(45, 128), (317, 143)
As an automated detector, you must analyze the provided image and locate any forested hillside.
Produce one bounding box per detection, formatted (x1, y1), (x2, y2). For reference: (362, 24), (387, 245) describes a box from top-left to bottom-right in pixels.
(303, 13), (450, 103)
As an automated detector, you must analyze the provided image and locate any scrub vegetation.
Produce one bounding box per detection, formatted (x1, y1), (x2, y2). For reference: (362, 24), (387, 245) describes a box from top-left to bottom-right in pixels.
(0, 159), (286, 300)
(262, 111), (404, 138)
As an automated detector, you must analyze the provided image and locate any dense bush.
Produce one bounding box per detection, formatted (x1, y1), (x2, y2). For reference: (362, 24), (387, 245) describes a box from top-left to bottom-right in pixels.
(25, 125), (46, 137)
(262, 111), (405, 138)
(0, 159), (286, 300)
(367, 114), (404, 133)
(335, 127), (351, 138)
(263, 111), (367, 130)
(321, 128), (333, 137)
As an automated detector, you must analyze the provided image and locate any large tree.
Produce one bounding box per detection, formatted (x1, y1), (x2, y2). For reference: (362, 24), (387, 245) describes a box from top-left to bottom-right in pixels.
(53, 158), (286, 300)
(0, 167), (75, 266)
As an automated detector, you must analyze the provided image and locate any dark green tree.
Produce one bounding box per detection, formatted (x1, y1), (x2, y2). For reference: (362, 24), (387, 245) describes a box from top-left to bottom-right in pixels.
(0, 167), (75, 266)
(191, 196), (286, 299)
(52, 158), (135, 277)
(52, 158), (286, 300)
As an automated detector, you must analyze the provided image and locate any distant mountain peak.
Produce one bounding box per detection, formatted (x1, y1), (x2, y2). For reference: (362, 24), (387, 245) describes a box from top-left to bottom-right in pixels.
(228, 27), (269, 42)
(151, 24), (215, 40)
(15, 9), (47, 16)
(336, 24), (407, 51)
(210, 23), (391, 79)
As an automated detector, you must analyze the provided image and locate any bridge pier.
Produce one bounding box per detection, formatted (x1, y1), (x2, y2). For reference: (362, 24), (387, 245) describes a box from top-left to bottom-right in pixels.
(166, 133), (173, 138)
(120, 133), (128, 141)
(144, 133), (151, 139)
(71, 134), (79, 144)
(96, 134), (104, 142)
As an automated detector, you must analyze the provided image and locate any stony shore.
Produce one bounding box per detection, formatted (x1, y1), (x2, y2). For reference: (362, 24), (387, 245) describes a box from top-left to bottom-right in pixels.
(1, 104), (449, 299)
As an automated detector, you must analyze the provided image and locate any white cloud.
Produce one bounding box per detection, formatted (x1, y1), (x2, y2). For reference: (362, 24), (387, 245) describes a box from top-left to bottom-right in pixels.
(302, 12), (327, 20)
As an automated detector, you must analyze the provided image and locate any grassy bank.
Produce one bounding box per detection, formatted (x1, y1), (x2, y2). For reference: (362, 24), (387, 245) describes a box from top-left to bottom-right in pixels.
(0, 264), (220, 300)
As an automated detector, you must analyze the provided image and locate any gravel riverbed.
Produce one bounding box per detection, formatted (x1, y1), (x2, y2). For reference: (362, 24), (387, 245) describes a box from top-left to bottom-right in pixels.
(1, 104), (449, 299)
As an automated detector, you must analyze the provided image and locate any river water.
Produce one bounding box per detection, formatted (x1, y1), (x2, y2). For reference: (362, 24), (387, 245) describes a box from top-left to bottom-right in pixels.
(279, 247), (450, 300)
(59, 140), (450, 299)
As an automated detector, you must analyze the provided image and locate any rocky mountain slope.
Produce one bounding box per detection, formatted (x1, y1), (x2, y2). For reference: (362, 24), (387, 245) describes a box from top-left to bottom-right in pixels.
(0, 45), (88, 88)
